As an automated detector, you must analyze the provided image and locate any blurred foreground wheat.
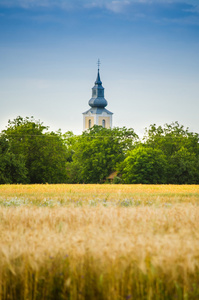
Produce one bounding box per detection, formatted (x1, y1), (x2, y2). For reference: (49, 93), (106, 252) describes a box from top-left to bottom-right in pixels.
(0, 185), (199, 299)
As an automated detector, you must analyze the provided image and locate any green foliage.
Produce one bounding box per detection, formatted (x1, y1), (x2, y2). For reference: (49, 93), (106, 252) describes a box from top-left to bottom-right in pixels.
(0, 135), (28, 184)
(1, 118), (199, 184)
(66, 126), (138, 183)
(1, 116), (70, 183)
(143, 122), (199, 183)
(112, 176), (122, 184)
(120, 146), (167, 184)
(0, 152), (28, 184)
(168, 147), (199, 184)
(143, 122), (199, 156)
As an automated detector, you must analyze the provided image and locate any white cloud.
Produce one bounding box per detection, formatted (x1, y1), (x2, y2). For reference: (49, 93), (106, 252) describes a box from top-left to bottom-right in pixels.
(105, 1), (130, 13)
(0, 0), (75, 9)
(0, 0), (197, 8)
(185, 5), (199, 14)
(84, 0), (199, 15)
(0, 0), (198, 16)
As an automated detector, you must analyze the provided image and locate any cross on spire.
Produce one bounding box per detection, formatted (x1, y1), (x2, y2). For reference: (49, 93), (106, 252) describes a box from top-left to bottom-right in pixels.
(97, 59), (101, 70)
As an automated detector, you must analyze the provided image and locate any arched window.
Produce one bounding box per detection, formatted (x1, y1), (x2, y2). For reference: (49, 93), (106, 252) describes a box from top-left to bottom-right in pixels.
(102, 119), (105, 128)
(88, 119), (91, 128)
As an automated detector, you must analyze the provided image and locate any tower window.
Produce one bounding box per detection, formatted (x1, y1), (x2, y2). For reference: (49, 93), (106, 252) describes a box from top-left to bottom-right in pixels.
(102, 119), (105, 128)
(89, 119), (91, 128)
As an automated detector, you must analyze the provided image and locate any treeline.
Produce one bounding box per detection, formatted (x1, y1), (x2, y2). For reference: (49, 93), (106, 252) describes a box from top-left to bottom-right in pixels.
(0, 116), (199, 184)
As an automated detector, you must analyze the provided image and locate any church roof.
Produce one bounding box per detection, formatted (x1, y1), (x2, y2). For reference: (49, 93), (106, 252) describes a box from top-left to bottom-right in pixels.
(95, 69), (102, 85)
(83, 63), (113, 116)
(82, 107), (113, 115)
(89, 97), (107, 108)
(88, 68), (108, 108)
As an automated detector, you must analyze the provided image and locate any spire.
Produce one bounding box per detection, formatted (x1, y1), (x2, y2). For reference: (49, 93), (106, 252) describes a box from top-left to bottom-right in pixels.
(88, 59), (107, 108)
(95, 59), (102, 85)
(95, 69), (102, 85)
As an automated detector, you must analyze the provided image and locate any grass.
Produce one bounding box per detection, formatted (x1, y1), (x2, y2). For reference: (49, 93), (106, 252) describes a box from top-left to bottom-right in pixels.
(0, 184), (199, 299)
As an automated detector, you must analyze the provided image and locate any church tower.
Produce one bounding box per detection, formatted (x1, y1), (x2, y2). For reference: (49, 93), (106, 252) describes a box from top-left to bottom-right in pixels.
(83, 62), (113, 130)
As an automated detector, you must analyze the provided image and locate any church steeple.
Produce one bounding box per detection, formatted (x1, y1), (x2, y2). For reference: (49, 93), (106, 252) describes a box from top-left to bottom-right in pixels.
(82, 60), (113, 130)
(89, 63), (107, 108)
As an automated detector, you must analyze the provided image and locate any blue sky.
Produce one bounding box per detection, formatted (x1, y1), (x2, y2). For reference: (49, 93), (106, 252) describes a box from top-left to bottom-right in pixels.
(0, 0), (199, 136)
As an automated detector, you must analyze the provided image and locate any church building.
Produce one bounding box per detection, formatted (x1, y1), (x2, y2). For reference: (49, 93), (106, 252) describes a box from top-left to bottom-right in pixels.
(83, 64), (113, 130)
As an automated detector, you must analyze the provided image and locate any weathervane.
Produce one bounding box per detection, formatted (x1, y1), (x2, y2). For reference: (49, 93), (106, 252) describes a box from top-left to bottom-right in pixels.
(97, 59), (101, 70)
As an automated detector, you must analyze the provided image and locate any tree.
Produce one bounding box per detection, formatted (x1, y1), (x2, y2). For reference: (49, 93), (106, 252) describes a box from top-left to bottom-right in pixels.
(66, 126), (138, 183)
(0, 135), (28, 184)
(2, 117), (198, 184)
(143, 122), (199, 157)
(143, 122), (199, 183)
(168, 147), (199, 184)
(1, 116), (70, 183)
(119, 146), (167, 184)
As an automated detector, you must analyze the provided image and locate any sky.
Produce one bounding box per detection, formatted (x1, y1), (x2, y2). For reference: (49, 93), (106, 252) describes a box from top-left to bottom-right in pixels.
(0, 0), (199, 137)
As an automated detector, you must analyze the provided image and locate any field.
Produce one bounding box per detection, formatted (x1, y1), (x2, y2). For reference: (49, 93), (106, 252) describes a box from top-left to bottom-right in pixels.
(0, 184), (199, 300)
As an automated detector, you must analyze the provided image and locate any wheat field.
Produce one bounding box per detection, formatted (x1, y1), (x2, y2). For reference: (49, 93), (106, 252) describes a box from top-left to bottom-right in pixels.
(0, 184), (199, 300)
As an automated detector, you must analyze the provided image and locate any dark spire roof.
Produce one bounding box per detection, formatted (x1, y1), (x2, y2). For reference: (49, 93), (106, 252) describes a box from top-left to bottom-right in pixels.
(95, 69), (102, 85)
(88, 67), (108, 108)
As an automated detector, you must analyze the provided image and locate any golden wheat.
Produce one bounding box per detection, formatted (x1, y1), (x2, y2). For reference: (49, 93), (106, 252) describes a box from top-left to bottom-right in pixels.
(0, 184), (199, 299)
